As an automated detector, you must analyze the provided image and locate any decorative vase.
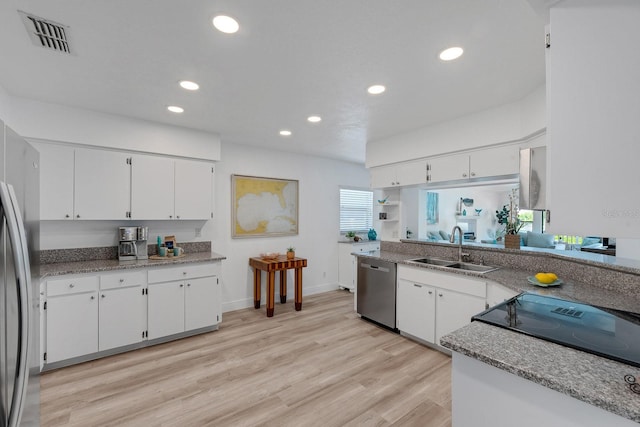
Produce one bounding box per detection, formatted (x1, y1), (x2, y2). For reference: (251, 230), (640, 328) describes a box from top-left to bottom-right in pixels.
(368, 228), (377, 241)
(287, 251), (295, 260)
(504, 234), (521, 249)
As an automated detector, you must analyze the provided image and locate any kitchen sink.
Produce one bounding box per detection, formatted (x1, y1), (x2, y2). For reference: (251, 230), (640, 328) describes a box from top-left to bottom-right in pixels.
(408, 257), (454, 266)
(445, 262), (500, 273)
(407, 257), (499, 274)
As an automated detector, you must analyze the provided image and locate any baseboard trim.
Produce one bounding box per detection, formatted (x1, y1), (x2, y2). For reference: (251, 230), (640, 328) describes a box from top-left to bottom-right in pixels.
(221, 282), (340, 313)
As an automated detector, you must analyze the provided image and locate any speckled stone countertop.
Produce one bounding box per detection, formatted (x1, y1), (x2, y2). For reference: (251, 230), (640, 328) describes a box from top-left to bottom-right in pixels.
(355, 245), (640, 422)
(40, 251), (226, 278)
(440, 322), (640, 423)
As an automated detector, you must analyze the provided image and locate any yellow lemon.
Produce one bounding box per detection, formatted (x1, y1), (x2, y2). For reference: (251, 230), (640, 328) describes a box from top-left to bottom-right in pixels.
(535, 272), (556, 284)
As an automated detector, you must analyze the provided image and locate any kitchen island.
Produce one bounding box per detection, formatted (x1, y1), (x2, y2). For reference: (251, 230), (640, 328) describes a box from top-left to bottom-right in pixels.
(355, 240), (640, 425)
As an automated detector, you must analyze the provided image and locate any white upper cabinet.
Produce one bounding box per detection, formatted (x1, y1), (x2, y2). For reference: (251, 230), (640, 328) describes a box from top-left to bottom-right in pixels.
(426, 153), (469, 183)
(427, 146), (518, 184)
(174, 160), (213, 220)
(371, 144), (519, 188)
(370, 160), (427, 188)
(547, 2), (640, 237)
(469, 145), (519, 179)
(370, 164), (399, 188)
(36, 142), (215, 221)
(130, 155), (175, 220)
(74, 148), (130, 220)
(34, 142), (75, 220)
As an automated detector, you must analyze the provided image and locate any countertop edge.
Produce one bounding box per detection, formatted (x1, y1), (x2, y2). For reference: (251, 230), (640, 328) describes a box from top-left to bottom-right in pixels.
(440, 322), (640, 423)
(40, 251), (227, 278)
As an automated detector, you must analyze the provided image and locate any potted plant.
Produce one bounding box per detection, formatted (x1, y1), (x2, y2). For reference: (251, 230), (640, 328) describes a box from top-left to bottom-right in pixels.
(495, 188), (524, 249)
(345, 231), (356, 241)
(286, 246), (295, 259)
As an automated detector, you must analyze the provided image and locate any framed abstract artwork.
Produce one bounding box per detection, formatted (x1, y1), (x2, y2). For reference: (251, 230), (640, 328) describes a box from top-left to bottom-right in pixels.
(427, 192), (439, 224)
(231, 174), (299, 238)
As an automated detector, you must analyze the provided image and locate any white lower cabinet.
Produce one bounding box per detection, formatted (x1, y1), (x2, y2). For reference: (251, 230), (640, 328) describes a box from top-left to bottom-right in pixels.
(43, 261), (221, 367)
(45, 275), (99, 363)
(98, 271), (146, 351)
(147, 263), (221, 340)
(396, 279), (435, 342)
(396, 265), (486, 346)
(338, 241), (381, 291)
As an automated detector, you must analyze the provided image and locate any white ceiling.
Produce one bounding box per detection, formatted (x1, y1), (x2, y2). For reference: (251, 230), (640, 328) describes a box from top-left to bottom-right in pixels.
(0, 0), (546, 164)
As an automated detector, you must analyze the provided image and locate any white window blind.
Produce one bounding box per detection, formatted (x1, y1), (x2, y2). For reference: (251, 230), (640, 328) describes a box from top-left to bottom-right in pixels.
(339, 188), (373, 233)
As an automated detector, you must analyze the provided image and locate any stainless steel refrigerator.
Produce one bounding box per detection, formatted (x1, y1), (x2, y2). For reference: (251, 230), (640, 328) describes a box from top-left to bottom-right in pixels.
(1, 119), (40, 426)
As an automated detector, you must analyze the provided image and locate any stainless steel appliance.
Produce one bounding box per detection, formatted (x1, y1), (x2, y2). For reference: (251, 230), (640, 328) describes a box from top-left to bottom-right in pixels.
(474, 293), (640, 368)
(135, 226), (148, 260)
(519, 146), (546, 210)
(118, 226), (137, 261)
(1, 121), (40, 427)
(357, 258), (397, 329)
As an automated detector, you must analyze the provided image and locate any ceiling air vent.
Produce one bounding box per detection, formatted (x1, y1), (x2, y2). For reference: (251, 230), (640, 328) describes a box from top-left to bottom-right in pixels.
(19, 10), (71, 54)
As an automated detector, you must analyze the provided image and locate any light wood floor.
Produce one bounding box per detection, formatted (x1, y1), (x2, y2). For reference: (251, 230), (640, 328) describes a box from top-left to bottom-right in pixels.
(41, 290), (452, 427)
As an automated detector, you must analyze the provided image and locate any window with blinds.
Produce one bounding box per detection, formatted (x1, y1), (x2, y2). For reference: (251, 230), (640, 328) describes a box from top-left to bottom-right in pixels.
(339, 188), (373, 233)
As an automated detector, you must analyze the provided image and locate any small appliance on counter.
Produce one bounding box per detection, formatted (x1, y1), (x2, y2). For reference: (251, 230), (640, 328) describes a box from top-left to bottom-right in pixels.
(135, 226), (148, 260)
(118, 226), (137, 261)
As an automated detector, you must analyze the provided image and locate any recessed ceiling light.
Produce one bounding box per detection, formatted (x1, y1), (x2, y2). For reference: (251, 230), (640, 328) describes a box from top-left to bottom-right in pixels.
(307, 115), (322, 123)
(279, 130), (292, 136)
(212, 15), (239, 34)
(367, 85), (386, 95)
(439, 46), (464, 61)
(179, 80), (199, 91)
(167, 106), (184, 113)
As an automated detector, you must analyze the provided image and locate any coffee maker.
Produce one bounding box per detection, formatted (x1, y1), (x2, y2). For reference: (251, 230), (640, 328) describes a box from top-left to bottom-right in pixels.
(118, 226), (137, 261)
(118, 226), (149, 260)
(135, 226), (148, 260)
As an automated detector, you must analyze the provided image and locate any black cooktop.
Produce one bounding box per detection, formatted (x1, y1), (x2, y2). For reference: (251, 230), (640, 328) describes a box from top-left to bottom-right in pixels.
(473, 293), (640, 367)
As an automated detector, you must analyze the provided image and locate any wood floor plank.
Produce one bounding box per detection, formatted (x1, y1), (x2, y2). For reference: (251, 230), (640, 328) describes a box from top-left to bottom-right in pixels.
(41, 290), (451, 426)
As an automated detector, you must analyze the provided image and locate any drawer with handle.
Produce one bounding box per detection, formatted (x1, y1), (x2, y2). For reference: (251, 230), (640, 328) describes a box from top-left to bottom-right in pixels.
(47, 275), (99, 297)
(100, 271), (146, 290)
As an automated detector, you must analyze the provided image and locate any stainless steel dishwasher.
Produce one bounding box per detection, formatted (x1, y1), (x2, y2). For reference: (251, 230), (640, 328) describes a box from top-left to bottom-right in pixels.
(357, 258), (397, 329)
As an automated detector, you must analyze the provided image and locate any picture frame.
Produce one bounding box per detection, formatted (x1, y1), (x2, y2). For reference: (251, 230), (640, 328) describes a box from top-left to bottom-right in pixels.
(427, 192), (439, 224)
(231, 174), (299, 238)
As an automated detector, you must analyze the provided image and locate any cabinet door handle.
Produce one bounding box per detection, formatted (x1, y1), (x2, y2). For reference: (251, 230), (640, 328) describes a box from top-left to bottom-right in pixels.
(183, 272), (187, 275)
(176, 215), (180, 219)
(187, 283), (191, 287)
(462, 173), (467, 178)
(438, 293), (443, 297)
(101, 294), (105, 298)
(119, 278), (124, 283)
(428, 291), (433, 295)
(90, 296), (95, 300)
(65, 214), (70, 218)
(169, 215), (173, 219)
(470, 172), (476, 177)
(69, 283), (74, 288)
(76, 214), (80, 218)
(180, 284), (184, 287)
(413, 284), (422, 288)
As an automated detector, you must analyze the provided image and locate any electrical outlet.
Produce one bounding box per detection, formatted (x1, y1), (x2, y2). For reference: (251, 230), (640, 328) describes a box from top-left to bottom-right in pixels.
(195, 227), (202, 237)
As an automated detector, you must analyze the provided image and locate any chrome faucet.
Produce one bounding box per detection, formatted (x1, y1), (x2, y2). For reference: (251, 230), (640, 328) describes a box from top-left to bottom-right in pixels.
(450, 226), (470, 262)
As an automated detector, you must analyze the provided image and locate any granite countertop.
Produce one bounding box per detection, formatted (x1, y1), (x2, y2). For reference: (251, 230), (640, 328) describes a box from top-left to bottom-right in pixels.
(355, 250), (640, 313)
(40, 251), (227, 278)
(440, 322), (640, 423)
(355, 248), (640, 422)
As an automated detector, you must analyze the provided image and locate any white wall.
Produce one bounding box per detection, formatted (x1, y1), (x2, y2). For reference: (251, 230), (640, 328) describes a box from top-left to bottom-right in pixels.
(7, 96), (221, 161)
(366, 84), (546, 168)
(213, 142), (370, 312)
